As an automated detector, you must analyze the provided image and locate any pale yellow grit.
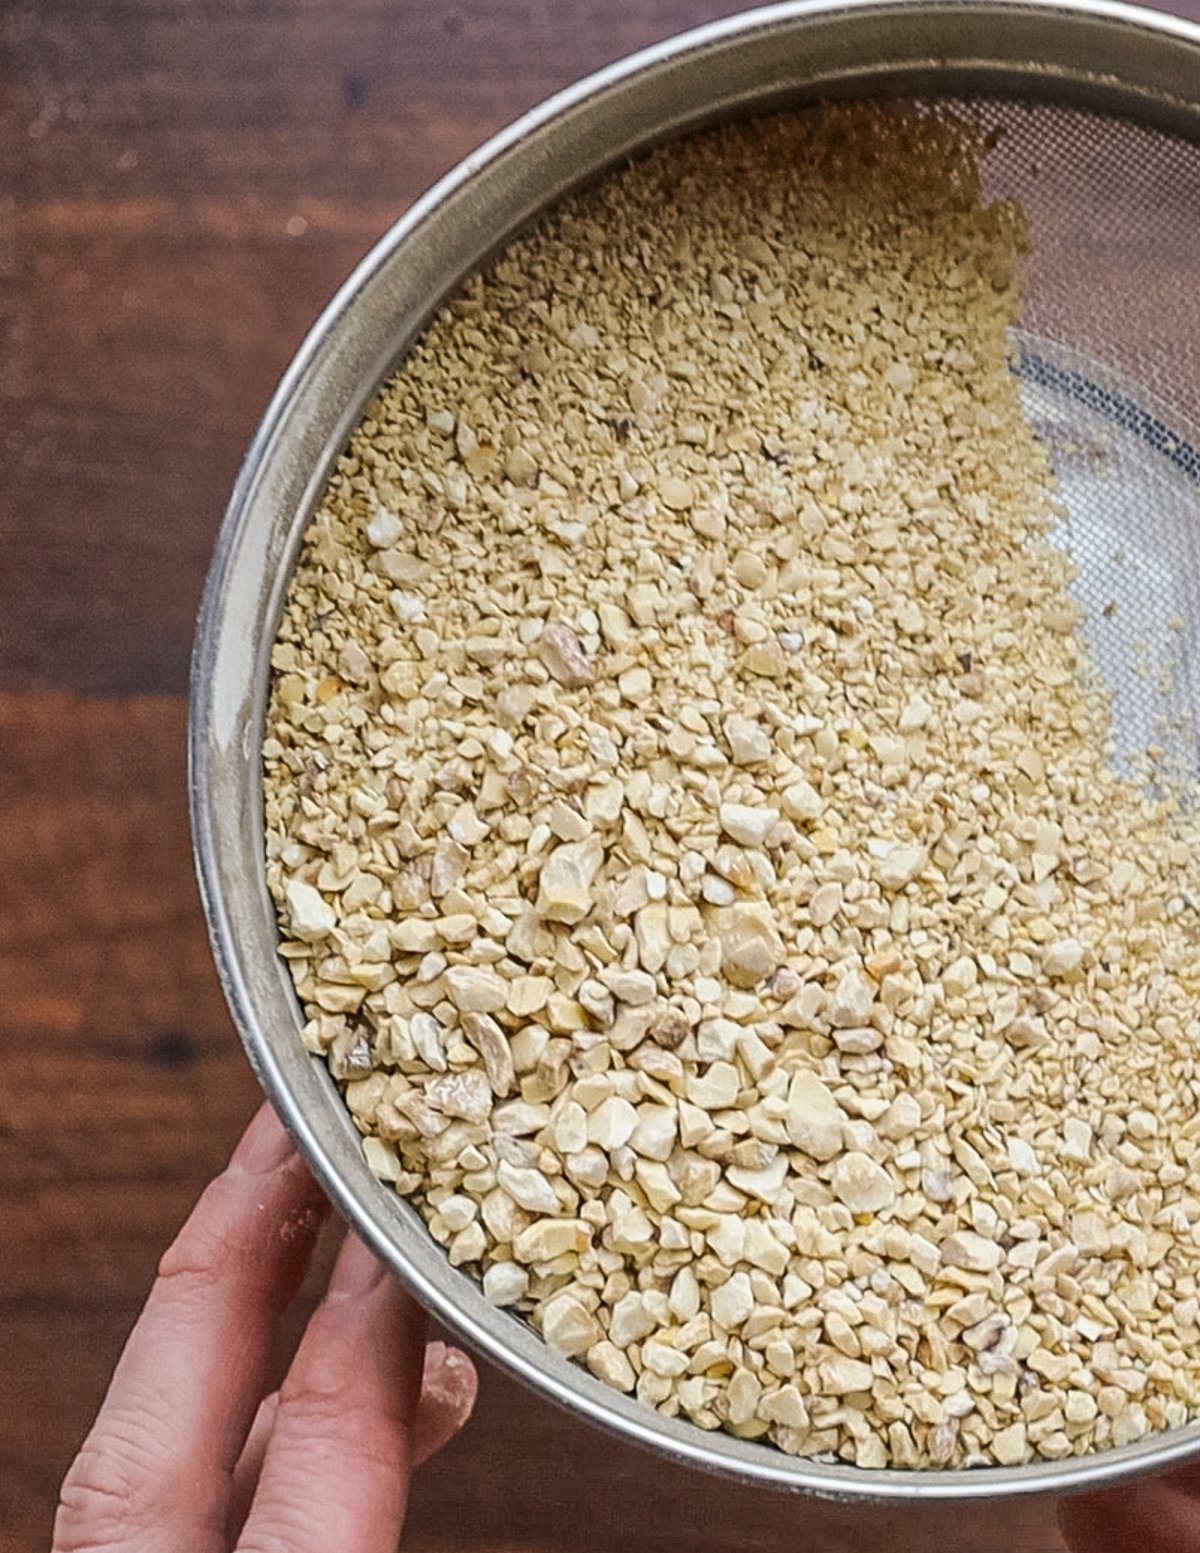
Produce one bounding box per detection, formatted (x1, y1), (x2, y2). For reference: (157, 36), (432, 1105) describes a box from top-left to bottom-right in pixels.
(263, 104), (1200, 1470)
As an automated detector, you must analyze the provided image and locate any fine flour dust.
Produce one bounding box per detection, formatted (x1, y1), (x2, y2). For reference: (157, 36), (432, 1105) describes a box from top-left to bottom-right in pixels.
(263, 105), (1200, 1469)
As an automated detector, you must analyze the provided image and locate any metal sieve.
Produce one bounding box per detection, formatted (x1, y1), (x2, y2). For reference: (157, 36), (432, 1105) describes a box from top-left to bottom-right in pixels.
(190, 0), (1200, 1500)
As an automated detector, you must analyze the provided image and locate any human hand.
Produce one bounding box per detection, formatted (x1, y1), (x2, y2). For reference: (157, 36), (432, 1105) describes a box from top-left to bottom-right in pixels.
(1059, 1468), (1200, 1552)
(53, 1104), (477, 1553)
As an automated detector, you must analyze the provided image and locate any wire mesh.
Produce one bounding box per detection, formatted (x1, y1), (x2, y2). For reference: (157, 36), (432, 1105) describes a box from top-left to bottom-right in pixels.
(967, 101), (1200, 783)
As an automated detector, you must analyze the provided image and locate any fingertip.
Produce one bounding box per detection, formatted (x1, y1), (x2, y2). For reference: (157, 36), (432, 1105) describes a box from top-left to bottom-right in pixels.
(229, 1103), (295, 1175)
(424, 1342), (478, 1418)
(412, 1342), (479, 1467)
(1058, 1476), (1198, 1553)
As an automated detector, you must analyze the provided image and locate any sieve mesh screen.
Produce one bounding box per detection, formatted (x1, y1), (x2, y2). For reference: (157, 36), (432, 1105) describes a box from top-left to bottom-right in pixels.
(963, 101), (1200, 785)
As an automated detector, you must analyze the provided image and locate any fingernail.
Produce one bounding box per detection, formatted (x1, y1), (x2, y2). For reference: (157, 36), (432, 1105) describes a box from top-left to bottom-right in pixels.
(230, 1104), (294, 1175)
(327, 1233), (387, 1300)
(423, 1342), (477, 1426)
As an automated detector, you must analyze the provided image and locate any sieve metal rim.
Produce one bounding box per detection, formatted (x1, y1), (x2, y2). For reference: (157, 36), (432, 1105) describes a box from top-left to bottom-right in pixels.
(190, 0), (1200, 1502)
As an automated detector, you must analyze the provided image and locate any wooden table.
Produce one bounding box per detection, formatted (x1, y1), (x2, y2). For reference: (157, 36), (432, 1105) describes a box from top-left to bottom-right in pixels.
(4, 4), (1197, 1549)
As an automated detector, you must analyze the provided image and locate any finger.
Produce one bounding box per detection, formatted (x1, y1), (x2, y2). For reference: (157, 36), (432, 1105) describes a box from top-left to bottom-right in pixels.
(238, 1235), (426, 1553)
(229, 1337), (477, 1535)
(412, 1341), (478, 1467)
(229, 1340), (477, 1537)
(54, 1105), (328, 1553)
(1058, 1471), (1200, 1553)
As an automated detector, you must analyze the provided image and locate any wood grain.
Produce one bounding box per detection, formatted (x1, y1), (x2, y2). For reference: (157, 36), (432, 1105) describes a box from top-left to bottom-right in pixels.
(4, 1), (1197, 1550)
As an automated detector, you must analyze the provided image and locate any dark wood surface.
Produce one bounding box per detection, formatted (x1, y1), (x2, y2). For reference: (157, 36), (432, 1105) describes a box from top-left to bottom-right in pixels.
(4, 3), (1198, 1550)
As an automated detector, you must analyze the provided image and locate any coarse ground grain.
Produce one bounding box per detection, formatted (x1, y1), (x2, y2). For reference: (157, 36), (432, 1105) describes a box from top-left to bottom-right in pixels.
(263, 104), (1200, 1470)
